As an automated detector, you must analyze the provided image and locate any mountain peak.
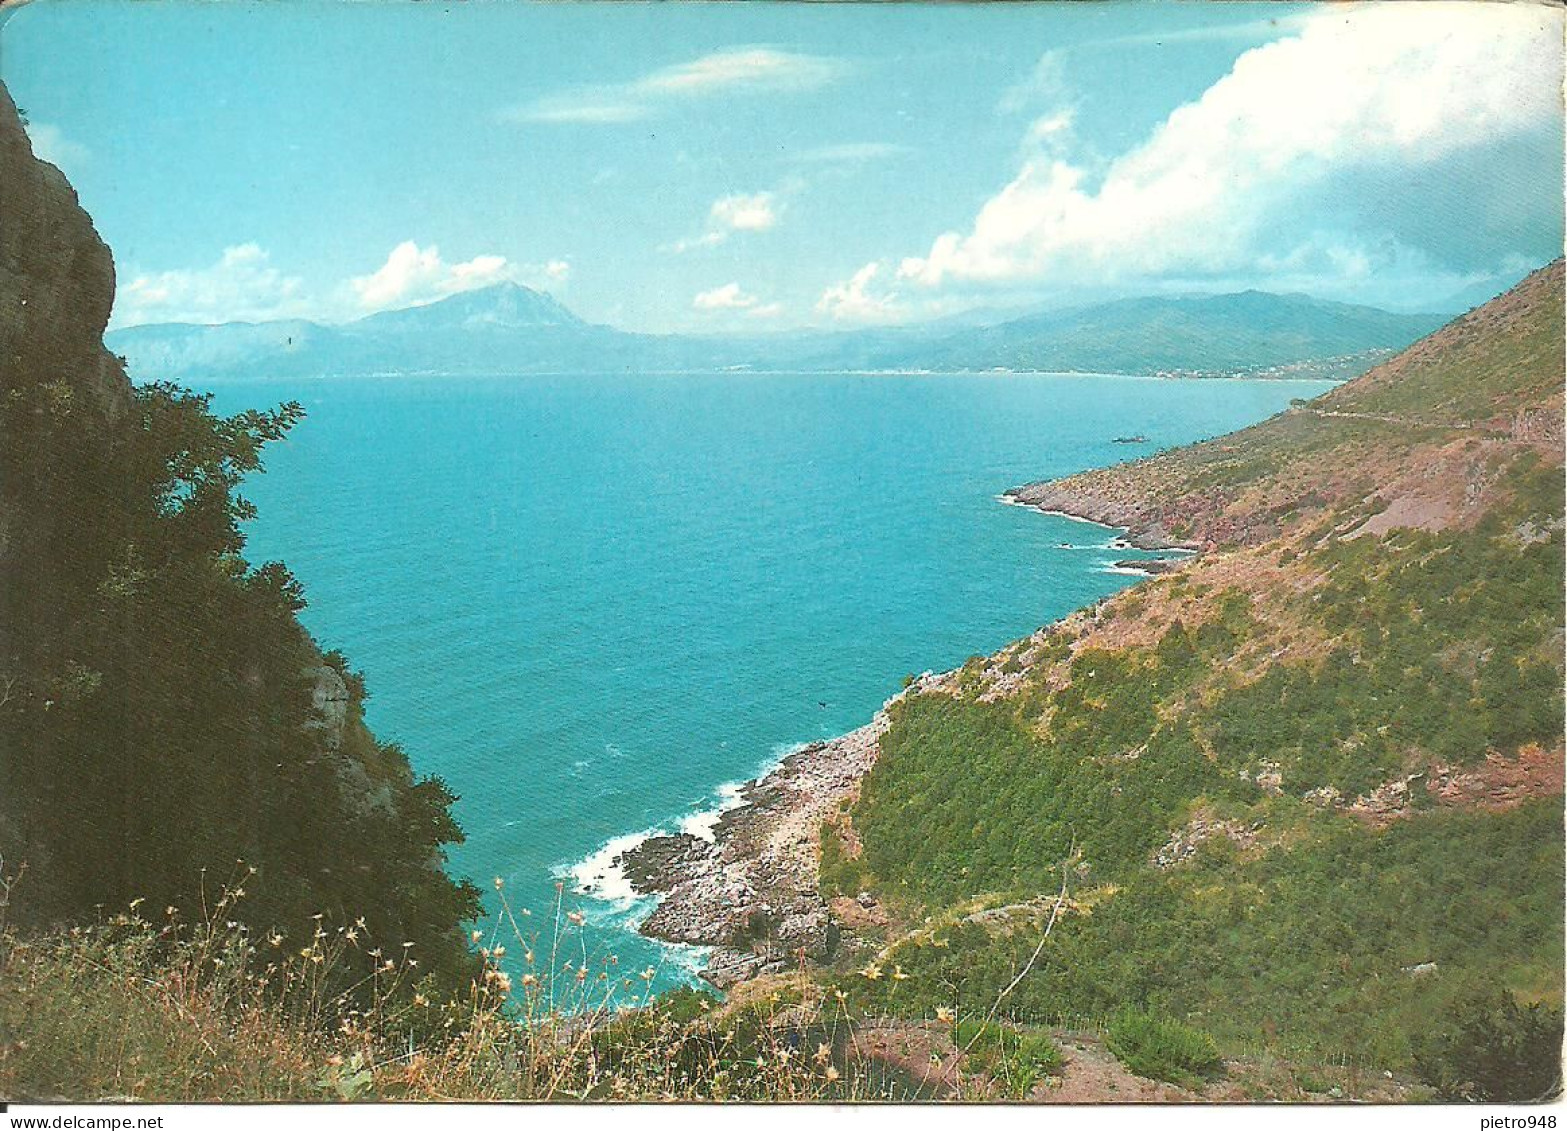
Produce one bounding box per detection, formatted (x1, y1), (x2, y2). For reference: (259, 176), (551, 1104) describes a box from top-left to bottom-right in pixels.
(359, 281), (585, 332)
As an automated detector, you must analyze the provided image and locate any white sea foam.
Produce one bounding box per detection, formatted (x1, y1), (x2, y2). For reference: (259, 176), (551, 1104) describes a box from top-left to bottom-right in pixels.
(566, 828), (661, 908)
(677, 779), (749, 842)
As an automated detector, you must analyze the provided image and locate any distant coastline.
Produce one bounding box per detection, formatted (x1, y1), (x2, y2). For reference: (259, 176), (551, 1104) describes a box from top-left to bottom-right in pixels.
(610, 496), (1186, 988)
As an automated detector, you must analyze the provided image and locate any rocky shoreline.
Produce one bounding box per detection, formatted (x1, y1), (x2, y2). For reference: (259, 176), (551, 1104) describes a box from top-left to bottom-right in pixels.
(615, 495), (1194, 988)
(1000, 482), (1198, 552)
(616, 673), (949, 987)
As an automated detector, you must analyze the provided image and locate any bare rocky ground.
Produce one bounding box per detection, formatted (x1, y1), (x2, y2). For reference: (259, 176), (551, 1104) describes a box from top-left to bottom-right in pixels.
(620, 674), (951, 985)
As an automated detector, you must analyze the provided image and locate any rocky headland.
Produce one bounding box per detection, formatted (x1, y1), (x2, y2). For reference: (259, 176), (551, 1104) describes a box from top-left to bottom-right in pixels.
(618, 673), (950, 986)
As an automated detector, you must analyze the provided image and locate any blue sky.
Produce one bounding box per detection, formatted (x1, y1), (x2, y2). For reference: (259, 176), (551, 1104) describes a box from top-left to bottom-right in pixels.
(3, 1), (1561, 332)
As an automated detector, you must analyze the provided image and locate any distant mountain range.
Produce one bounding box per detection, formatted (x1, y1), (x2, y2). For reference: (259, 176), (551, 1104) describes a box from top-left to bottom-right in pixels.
(107, 281), (1449, 383)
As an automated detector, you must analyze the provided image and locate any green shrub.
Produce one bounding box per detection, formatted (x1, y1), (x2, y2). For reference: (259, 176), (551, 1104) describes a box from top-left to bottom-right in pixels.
(956, 1018), (1063, 1098)
(1411, 987), (1564, 1102)
(1105, 1009), (1223, 1087)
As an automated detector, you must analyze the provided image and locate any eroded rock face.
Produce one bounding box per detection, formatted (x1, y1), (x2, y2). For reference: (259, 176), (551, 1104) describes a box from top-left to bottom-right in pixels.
(617, 718), (889, 987)
(307, 664), (351, 751)
(0, 84), (130, 423)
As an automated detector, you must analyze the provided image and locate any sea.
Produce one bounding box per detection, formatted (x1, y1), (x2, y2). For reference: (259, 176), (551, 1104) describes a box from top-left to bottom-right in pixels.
(208, 370), (1331, 996)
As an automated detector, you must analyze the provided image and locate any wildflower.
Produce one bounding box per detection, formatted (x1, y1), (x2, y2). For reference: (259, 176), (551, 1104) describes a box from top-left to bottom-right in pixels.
(524, 950), (535, 964)
(520, 973), (539, 988)
(492, 972), (512, 995)
(299, 947), (313, 958)
(833, 989), (848, 1003)
(936, 1007), (955, 1024)
(824, 1065), (841, 1082)
(312, 954), (324, 965)
(414, 993), (429, 1007)
(471, 929), (483, 943)
(859, 963), (883, 981)
(640, 967), (656, 981)
(165, 906), (178, 917)
(268, 933), (283, 948)
(892, 965), (909, 982)
(567, 911), (585, 926)
(490, 945), (503, 958)
(814, 1043), (832, 1065)
(345, 928), (359, 943)
(494, 877), (505, 890)
(129, 897), (145, 910)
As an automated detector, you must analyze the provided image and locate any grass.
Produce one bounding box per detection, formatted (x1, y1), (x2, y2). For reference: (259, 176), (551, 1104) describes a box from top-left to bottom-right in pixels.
(0, 874), (898, 1103)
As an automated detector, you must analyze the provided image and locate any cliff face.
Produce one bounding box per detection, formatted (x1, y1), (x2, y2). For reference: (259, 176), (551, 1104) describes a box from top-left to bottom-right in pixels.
(0, 84), (128, 420)
(0, 81), (479, 986)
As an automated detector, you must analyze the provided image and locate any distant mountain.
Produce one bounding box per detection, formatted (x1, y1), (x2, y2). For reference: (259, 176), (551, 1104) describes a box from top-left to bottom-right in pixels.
(353, 281), (585, 333)
(879, 290), (1450, 377)
(108, 281), (1450, 383)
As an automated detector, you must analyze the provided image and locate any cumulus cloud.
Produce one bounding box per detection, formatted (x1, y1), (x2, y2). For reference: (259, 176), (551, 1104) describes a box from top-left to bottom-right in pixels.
(24, 123), (89, 176)
(828, 3), (1561, 314)
(349, 241), (569, 313)
(114, 244), (308, 328)
(691, 283), (782, 318)
(506, 47), (845, 124)
(695, 282), (756, 310)
(112, 242), (570, 327)
(665, 191), (782, 253)
(815, 263), (904, 324)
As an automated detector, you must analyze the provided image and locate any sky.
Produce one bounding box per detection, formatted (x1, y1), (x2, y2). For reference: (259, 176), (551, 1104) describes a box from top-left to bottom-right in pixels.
(2, 0), (1562, 333)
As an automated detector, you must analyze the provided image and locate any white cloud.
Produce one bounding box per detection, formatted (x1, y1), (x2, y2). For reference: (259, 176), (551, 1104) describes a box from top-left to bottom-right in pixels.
(711, 191), (778, 233)
(506, 47), (845, 124)
(348, 241), (569, 313)
(693, 282), (761, 311)
(838, 3), (1562, 308)
(24, 123), (89, 175)
(794, 142), (912, 164)
(665, 191), (782, 253)
(691, 283), (782, 317)
(114, 244), (308, 328)
(815, 262), (905, 324)
(112, 242), (571, 327)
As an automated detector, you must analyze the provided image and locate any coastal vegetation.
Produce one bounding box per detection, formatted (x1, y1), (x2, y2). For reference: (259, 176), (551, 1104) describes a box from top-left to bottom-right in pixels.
(1, 71), (1560, 1103)
(815, 261), (1565, 1100)
(0, 85), (479, 1009)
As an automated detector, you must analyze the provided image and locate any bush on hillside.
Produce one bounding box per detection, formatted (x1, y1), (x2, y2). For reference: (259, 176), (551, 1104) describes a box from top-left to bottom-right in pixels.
(1411, 987), (1564, 1103)
(1105, 1009), (1223, 1087)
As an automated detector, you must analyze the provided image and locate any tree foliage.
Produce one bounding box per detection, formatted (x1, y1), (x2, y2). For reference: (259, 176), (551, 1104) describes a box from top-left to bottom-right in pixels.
(0, 377), (480, 993)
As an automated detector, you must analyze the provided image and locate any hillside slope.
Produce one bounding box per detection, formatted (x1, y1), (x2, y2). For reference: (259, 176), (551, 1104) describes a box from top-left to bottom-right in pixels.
(815, 262), (1564, 1098)
(885, 290), (1445, 378)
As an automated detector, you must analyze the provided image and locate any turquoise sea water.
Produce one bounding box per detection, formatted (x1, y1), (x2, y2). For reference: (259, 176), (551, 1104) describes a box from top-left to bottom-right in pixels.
(210, 370), (1329, 994)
